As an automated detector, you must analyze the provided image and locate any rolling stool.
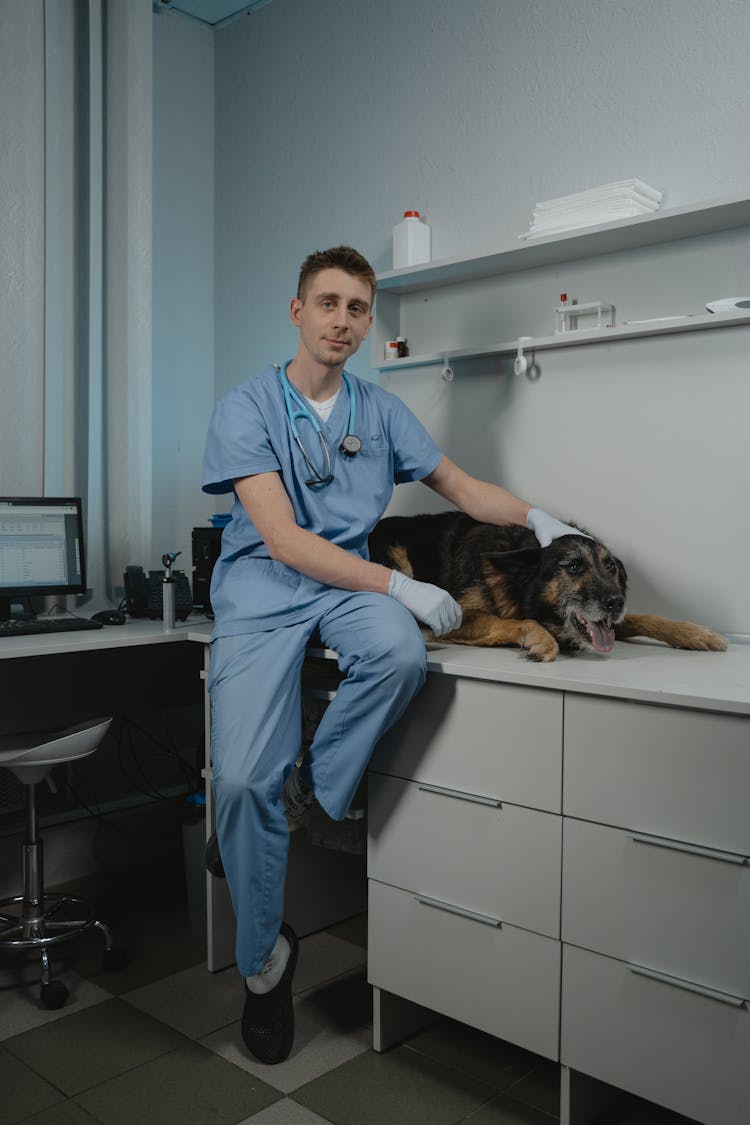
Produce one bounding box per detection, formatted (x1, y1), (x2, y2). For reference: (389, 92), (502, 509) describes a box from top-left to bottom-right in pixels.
(0, 717), (126, 1009)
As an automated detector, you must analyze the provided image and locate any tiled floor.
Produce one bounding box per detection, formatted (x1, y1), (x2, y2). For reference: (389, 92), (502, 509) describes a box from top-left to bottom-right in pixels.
(0, 859), (701, 1125)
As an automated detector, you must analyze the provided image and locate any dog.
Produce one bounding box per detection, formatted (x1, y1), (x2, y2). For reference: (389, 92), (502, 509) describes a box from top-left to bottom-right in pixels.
(368, 512), (727, 662)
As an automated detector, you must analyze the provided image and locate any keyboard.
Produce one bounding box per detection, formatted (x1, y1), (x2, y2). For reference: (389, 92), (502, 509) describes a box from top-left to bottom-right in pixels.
(0, 617), (104, 638)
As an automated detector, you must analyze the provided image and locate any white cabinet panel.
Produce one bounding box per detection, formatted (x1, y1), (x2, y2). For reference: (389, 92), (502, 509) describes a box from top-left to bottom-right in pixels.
(561, 943), (749, 1125)
(563, 695), (750, 851)
(368, 879), (560, 1061)
(369, 774), (561, 938)
(562, 817), (750, 996)
(370, 675), (563, 813)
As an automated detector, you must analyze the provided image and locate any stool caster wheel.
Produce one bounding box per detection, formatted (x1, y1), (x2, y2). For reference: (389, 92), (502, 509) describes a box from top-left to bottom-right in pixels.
(101, 946), (127, 971)
(40, 979), (69, 1010)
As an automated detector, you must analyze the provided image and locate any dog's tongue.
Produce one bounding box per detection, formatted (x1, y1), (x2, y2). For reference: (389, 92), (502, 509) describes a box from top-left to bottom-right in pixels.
(585, 619), (616, 653)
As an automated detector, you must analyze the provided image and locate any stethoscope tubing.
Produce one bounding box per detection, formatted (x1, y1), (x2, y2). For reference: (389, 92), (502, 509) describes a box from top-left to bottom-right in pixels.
(278, 361), (358, 486)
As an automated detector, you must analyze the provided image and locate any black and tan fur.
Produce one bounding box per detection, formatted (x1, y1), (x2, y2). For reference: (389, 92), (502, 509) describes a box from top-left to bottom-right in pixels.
(369, 512), (727, 662)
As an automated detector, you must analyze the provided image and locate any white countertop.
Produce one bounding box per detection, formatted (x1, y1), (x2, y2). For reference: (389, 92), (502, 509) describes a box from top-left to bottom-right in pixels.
(0, 615), (213, 660)
(187, 624), (750, 716)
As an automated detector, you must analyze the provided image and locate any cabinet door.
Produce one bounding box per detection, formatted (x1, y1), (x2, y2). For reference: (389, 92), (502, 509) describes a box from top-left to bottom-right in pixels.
(561, 943), (749, 1125)
(370, 675), (563, 813)
(562, 817), (750, 996)
(369, 774), (561, 937)
(563, 695), (750, 852)
(369, 879), (560, 1060)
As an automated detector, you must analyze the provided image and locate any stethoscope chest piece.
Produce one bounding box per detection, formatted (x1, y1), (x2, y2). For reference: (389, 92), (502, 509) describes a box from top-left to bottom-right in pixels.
(339, 434), (362, 456)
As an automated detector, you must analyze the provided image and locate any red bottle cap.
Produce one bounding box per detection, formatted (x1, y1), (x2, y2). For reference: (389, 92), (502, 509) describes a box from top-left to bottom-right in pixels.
(403, 210), (421, 218)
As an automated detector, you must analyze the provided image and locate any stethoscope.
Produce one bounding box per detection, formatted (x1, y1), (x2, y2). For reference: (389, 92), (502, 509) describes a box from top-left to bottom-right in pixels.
(276, 360), (361, 486)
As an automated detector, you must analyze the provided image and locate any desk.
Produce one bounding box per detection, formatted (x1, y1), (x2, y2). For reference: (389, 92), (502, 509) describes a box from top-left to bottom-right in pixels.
(0, 617), (209, 735)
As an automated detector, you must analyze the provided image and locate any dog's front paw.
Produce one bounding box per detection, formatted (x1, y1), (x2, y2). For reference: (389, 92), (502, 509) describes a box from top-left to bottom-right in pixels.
(670, 622), (727, 651)
(521, 622), (559, 662)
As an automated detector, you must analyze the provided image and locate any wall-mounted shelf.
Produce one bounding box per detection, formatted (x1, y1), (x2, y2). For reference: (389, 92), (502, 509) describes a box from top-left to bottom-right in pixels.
(376, 193), (750, 295)
(375, 311), (750, 373)
(372, 192), (750, 373)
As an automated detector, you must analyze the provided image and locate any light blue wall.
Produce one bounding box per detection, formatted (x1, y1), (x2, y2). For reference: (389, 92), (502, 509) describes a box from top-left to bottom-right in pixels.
(153, 14), (216, 558)
(155, 0), (750, 630)
(212, 0), (750, 395)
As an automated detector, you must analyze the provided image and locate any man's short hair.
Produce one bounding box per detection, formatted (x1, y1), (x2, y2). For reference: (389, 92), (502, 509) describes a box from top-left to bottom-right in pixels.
(297, 246), (377, 306)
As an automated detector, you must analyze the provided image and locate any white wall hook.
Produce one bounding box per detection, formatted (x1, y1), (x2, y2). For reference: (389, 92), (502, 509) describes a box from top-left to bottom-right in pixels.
(441, 353), (454, 381)
(514, 336), (533, 376)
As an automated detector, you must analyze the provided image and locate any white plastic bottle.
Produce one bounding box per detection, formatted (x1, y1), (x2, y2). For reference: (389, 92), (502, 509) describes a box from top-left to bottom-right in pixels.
(393, 210), (431, 270)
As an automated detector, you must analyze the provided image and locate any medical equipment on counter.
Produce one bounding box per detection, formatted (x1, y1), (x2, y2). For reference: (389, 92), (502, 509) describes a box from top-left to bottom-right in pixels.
(161, 550), (180, 631)
(277, 361), (361, 487)
(555, 296), (615, 334)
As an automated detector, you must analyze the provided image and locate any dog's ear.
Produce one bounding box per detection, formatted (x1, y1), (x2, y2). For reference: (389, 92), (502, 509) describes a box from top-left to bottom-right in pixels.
(612, 554), (628, 589)
(482, 547), (542, 575)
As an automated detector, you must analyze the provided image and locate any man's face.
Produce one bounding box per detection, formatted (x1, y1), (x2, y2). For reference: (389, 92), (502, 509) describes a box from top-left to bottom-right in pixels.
(291, 268), (373, 370)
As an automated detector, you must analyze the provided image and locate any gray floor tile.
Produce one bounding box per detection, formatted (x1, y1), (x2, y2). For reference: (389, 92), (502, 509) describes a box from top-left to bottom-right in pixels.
(293, 930), (367, 995)
(463, 1093), (556, 1123)
(292, 1043), (498, 1125)
(0, 1046), (63, 1125)
(4, 998), (185, 1096)
(239, 1099), (336, 1125)
(404, 1017), (539, 1093)
(505, 1058), (560, 1117)
(74, 1041), (281, 1125)
(0, 963), (112, 1043)
(201, 973), (371, 1094)
(11, 1102), (106, 1125)
(123, 960), (243, 1039)
(593, 1092), (701, 1124)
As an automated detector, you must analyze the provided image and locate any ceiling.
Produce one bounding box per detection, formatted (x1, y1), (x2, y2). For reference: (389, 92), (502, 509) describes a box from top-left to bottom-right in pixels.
(152, 0), (273, 30)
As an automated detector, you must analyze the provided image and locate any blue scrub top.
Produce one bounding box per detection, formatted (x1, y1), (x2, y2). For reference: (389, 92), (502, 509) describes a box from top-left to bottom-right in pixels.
(202, 363), (442, 636)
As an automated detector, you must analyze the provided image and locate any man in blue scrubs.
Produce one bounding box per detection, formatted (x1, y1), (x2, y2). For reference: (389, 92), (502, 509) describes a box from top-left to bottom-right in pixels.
(202, 245), (580, 1064)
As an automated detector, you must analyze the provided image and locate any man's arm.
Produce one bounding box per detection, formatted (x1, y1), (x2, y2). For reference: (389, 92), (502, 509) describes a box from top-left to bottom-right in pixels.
(234, 472), (462, 635)
(422, 456), (585, 546)
(422, 455), (532, 526)
(235, 472), (392, 593)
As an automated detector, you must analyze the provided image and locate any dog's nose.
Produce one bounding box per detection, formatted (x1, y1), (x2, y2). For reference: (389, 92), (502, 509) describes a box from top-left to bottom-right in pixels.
(603, 594), (625, 617)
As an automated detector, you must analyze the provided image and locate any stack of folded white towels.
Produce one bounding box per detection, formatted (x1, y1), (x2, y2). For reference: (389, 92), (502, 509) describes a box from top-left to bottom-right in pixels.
(520, 179), (663, 240)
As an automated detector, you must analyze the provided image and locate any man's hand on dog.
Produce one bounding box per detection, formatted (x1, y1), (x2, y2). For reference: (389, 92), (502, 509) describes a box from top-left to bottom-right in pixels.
(388, 571), (462, 636)
(527, 507), (589, 548)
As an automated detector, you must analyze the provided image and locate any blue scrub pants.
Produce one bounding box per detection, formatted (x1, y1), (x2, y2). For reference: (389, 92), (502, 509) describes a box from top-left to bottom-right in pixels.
(208, 588), (427, 976)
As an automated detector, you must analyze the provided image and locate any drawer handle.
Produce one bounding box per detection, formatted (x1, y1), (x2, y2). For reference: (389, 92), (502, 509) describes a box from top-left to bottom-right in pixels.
(415, 894), (502, 928)
(629, 831), (748, 866)
(628, 964), (746, 1009)
(417, 782), (501, 808)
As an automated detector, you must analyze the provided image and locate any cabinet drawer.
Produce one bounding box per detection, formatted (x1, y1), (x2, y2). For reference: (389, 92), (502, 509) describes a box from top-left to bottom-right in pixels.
(370, 675), (562, 813)
(562, 817), (750, 996)
(368, 774), (561, 937)
(368, 879), (560, 1060)
(561, 943), (749, 1125)
(563, 695), (750, 851)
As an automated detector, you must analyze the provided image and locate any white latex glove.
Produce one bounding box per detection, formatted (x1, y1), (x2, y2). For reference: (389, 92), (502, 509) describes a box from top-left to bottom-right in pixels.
(527, 507), (590, 548)
(388, 571), (462, 636)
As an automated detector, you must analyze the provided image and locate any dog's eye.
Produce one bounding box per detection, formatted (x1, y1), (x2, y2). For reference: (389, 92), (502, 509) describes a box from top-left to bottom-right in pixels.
(604, 558), (618, 575)
(566, 561), (582, 575)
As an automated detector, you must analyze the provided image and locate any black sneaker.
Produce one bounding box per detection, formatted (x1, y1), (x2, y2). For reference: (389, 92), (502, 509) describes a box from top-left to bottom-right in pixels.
(241, 921), (299, 1064)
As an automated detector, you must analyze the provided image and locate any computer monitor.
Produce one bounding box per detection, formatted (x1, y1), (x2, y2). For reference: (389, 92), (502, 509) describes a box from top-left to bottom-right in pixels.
(0, 497), (88, 621)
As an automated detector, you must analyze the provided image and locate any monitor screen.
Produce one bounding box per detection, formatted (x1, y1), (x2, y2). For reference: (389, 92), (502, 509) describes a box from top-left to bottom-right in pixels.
(0, 497), (87, 616)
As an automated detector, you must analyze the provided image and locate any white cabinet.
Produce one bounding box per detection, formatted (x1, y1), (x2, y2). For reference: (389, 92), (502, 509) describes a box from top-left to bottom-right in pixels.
(560, 693), (750, 1124)
(367, 645), (750, 1125)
